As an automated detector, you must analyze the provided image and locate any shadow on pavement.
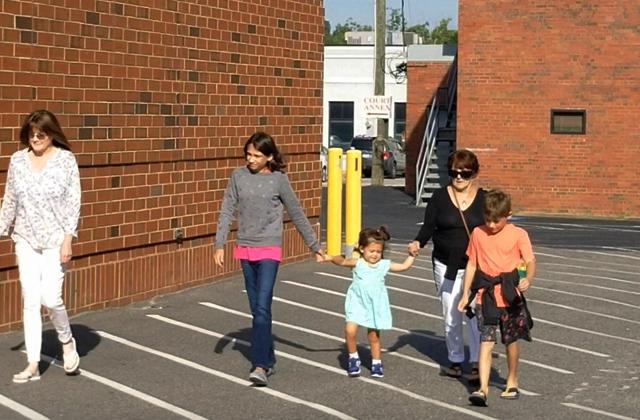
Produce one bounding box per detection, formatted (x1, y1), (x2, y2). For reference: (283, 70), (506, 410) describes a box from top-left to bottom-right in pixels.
(10, 324), (101, 375)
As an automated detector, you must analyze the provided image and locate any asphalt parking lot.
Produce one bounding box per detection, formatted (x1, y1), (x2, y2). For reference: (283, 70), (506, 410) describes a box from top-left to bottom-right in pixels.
(0, 185), (638, 420)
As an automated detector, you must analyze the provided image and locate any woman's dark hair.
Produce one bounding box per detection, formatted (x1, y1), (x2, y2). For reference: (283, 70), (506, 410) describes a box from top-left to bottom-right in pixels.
(448, 149), (479, 174)
(355, 226), (391, 255)
(19, 110), (72, 151)
(244, 131), (286, 172)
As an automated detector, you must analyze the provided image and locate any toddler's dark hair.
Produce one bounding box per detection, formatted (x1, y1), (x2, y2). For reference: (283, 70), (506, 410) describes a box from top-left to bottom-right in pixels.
(355, 226), (391, 255)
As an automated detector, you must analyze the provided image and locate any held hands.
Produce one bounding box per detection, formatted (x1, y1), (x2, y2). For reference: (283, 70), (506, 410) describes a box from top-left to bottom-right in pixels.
(319, 251), (335, 263)
(407, 241), (420, 257)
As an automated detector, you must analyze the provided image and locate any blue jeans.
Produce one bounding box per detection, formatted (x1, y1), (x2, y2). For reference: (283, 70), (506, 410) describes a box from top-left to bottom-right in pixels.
(240, 259), (279, 370)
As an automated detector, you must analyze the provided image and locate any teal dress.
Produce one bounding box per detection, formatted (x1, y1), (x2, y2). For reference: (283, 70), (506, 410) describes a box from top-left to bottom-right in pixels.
(345, 259), (392, 330)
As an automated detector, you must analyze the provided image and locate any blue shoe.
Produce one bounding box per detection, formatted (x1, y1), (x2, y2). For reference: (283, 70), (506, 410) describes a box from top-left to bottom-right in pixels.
(371, 363), (384, 378)
(347, 357), (361, 377)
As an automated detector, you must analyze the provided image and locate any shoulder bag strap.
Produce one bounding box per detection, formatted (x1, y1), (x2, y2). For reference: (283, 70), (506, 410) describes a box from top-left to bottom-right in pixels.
(451, 186), (471, 238)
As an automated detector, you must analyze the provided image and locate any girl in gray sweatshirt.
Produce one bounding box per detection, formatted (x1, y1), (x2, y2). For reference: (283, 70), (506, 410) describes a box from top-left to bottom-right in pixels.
(214, 132), (324, 386)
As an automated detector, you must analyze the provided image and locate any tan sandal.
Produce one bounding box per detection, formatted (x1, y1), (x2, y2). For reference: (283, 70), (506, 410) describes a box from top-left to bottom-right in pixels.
(500, 387), (520, 400)
(63, 338), (80, 374)
(444, 362), (463, 378)
(13, 367), (41, 384)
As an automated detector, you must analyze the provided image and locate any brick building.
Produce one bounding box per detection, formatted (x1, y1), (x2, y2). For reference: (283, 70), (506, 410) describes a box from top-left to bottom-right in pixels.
(407, 0), (640, 217)
(0, 1), (324, 331)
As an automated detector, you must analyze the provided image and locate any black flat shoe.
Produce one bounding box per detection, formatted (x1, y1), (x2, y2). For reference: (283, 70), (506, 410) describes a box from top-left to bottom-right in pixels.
(469, 390), (488, 407)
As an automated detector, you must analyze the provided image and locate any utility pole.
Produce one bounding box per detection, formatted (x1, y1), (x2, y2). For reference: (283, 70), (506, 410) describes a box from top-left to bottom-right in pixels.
(371, 0), (387, 186)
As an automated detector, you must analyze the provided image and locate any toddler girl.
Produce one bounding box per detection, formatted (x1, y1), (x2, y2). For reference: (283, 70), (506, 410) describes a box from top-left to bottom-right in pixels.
(325, 226), (415, 377)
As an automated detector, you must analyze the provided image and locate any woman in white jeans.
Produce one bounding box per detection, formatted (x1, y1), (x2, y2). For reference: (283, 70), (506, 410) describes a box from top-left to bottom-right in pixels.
(408, 150), (484, 382)
(0, 110), (81, 383)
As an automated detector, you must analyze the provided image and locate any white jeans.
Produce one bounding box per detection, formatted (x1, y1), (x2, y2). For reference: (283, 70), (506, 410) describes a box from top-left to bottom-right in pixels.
(15, 239), (73, 363)
(433, 258), (479, 363)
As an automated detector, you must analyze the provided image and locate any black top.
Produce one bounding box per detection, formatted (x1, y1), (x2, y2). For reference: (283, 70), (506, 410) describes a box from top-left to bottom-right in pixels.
(414, 187), (486, 280)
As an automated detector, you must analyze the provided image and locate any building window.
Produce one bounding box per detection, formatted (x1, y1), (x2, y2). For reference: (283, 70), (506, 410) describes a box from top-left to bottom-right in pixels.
(394, 102), (406, 139)
(550, 109), (586, 134)
(329, 101), (354, 145)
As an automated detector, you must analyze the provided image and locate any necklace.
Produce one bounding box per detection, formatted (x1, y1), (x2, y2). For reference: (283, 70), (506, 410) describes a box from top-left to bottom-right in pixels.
(451, 186), (472, 207)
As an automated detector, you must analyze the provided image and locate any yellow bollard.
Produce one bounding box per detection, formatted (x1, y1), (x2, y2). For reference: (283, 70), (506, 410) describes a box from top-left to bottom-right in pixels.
(344, 149), (362, 257)
(326, 148), (343, 256)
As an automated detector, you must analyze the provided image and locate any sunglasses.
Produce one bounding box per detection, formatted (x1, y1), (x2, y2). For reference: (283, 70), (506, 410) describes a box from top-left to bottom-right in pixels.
(448, 169), (475, 180)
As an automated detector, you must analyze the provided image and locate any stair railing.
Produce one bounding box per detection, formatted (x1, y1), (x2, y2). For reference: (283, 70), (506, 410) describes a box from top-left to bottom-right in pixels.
(415, 94), (439, 205)
(446, 54), (457, 119)
(415, 53), (457, 206)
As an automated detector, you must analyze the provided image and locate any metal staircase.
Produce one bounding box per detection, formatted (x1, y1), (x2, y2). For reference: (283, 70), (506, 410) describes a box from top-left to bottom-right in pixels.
(415, 55), (457, 206)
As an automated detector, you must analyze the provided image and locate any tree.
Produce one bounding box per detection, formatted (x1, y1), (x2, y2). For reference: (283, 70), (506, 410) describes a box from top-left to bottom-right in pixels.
(428, 18), (457, 44)
(324, 18), (373, 45)
(324, 14), (457, 46)
(406, 21), (430, 43)
(387, 8), (406, 31)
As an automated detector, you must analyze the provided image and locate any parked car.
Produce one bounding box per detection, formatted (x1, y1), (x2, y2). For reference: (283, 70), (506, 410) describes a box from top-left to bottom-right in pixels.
(328, 134), (351, 151)
(349, 135), (406, 178)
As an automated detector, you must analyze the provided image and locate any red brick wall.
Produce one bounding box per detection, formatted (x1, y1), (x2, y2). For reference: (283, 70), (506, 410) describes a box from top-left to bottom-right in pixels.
(0, 0), (324, 331)
(405, 62), (451, 195)
(458, 0), (640, 217)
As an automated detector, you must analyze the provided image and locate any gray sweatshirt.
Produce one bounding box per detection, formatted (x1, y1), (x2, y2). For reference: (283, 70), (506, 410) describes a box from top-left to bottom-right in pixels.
(214, 167), (320, 252)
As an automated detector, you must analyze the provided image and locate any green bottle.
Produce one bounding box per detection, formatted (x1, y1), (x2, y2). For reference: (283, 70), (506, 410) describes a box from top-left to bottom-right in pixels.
(517, 262), (527, 279)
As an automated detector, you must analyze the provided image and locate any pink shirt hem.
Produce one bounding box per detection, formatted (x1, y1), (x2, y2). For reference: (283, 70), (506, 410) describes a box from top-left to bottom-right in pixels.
(234, 246), (282, 262)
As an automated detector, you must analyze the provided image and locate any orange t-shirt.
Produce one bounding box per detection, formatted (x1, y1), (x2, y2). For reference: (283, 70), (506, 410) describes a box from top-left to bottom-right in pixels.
(466, 224), (534, 307)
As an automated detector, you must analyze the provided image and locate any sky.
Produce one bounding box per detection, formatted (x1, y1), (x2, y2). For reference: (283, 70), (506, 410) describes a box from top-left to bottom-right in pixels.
(323, 0), (458, 30)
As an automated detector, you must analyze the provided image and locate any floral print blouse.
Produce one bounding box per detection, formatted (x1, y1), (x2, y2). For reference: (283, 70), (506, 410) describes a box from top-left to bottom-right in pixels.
(0, 148), (81, 249)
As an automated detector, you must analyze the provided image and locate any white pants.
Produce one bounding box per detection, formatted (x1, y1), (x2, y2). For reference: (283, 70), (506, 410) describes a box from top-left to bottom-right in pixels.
(433, 258), (479, 363)
(15, 239), (73, 363)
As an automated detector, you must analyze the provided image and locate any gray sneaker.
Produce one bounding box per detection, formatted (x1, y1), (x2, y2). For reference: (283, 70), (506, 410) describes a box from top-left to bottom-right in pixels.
(249, 368), (271, 386)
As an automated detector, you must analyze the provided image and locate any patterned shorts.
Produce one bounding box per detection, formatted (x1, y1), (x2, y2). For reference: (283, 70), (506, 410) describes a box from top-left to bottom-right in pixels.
(476, 304), (532, 344)
(475, 305), (505, 343)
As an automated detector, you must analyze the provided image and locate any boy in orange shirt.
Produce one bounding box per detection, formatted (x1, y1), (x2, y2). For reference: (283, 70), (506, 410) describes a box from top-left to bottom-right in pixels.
(457, 189), (536, 407)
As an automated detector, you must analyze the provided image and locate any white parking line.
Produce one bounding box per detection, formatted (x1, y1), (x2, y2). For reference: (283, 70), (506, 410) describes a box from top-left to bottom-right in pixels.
(572, 249), (640, 261)
(526, 298), (640, 326)
(0, 394), (49, 420)
(535, 276), (640, 296)
(533, 250), (640, 270)
(286, 279), (610, 358)
(198, 301), (541, 397)
(270, 285), (574, 375)
(531, 287), (639, 310)
(314, 271), (633, 350)
(37, 353), (207, 420)
(382, 270), (640, 309)
(384, 270), (640, 325)
(541, 271), (640, 286)
(95, 330), (357, 420)
(532, 318), (640, 344)
(199, 301), (441, 369)
(146, 314), (499, 420)
(561, 403), (638, 420)
(535, 262), (640, 278)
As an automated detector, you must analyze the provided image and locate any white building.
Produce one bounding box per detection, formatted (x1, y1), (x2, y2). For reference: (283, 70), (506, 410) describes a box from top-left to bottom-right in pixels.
(323, 45), (408, 148)
(322, 45), (456, 149)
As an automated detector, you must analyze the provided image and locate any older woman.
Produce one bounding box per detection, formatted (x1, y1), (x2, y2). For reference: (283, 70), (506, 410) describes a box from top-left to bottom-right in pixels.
(408, 149), (484, 381)
(0, 110), (81, 383)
